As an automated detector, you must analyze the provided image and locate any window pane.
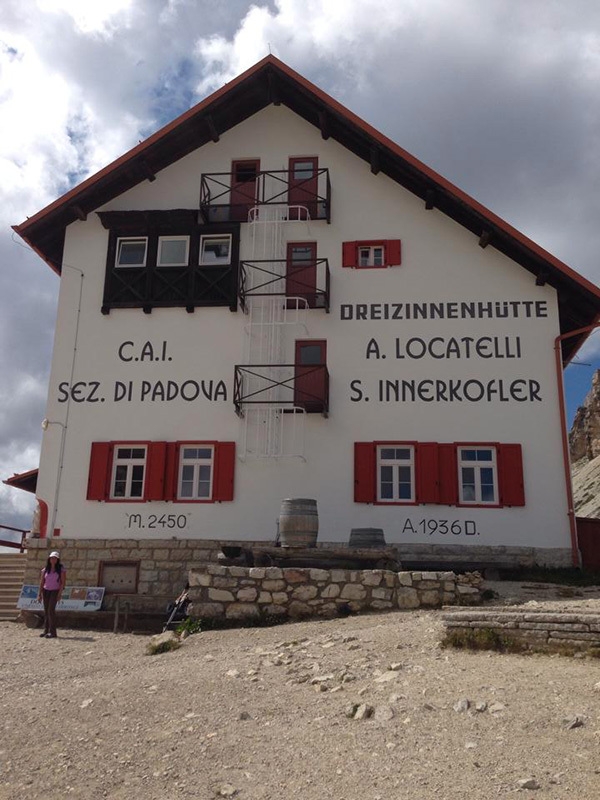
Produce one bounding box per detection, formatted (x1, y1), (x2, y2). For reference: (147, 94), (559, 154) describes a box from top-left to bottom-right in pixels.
(395, 449), (411, 460)
(181, 465), (194, 481)
(298, 345), (322, 365)
(180, 481), (193, 498)
(398, 466), (411, 482)
(131, 448), (145, 459)
(477, 450), (493, 461)
(358, 248), (370, 266)
(159, 238), (188, 265)
(481, 484), (496, 502)
(117, 448), (131, 459)
(373, 248), (384, 266)
(380, 449), (395, 460)
(117, 240), (146, 266)
(293, 161), (315, 179)
(131, 465), (144, 481)
(380, 483), (393, 499)
(380, 466), (393, 481)
(398, 482), (412, 500)
(462, 450), (477, 461)
(183, 448), (198, 460)
(197, 448), (212, 459)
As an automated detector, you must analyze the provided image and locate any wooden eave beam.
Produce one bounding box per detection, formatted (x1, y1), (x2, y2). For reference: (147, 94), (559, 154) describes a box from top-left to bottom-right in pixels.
(479, 230), (492, 249)
(206, 114), (220, 143)
(535, 268), (548, 286)
(370, 147), (380, 175)
(69, 204), (87, 221)
(425, 189), (435, 210)
(137, 157), (156, 182)
(318, 111), (330, 140)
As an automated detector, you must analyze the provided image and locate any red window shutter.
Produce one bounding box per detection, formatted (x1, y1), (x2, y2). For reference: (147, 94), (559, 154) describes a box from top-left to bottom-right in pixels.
(498, 444), (525, 507)
(87, 442), (113, 501)
(417, 442), (439, 503)
(163, 443), (178, 501)
(145, 442), (167, 501)
(354, 442), (376, 502)
(386, 239), (401, 266)
(342, 241), (357, 268)
(438, 443), (458, 505)
(213, 442), (236, 501)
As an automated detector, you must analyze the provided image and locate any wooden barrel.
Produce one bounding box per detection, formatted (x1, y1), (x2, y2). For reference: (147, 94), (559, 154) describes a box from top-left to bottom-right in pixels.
(279, 498), (319, 548)
(349, 528), (386, 549)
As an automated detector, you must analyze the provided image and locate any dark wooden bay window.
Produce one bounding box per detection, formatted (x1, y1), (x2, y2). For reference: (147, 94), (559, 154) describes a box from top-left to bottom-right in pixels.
(98, 210), (240, 313)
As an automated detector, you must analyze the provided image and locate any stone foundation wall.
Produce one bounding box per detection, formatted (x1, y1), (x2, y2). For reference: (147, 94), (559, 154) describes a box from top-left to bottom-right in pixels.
(188, 566), (483, 621)
(442, 609), (600, 652)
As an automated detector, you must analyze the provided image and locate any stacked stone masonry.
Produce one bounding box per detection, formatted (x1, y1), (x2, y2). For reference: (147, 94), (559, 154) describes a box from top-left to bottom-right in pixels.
(188, 566), (483, 621)
(443, 608), (600, 652)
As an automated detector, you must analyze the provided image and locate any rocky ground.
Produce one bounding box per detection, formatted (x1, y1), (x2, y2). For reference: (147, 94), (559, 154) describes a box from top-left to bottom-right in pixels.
(2, 582), (600, 800)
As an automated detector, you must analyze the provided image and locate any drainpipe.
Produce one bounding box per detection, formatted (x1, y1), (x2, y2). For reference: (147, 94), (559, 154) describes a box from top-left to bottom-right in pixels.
(554, 319), (600, 567)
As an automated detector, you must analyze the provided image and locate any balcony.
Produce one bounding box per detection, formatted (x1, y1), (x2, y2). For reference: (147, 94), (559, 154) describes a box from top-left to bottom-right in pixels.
(199, 168), (331, 224)
(234, 364), (329, 416)
(238, 258), (330, 313)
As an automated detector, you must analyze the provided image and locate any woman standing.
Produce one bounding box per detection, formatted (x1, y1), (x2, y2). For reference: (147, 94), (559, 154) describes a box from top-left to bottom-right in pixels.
(37, 550), (66, 638)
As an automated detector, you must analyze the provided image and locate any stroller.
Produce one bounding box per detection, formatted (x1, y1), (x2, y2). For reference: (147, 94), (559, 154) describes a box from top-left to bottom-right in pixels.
(163, 584), (190, 632)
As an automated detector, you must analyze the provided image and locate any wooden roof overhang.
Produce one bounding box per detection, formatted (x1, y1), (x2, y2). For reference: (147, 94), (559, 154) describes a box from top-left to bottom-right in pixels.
(13, 55), (600, 362)
(3, 468), (38, 494)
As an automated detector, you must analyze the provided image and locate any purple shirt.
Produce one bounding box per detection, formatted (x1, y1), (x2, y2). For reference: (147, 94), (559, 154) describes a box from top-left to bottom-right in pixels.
(41, 568), (64, 591)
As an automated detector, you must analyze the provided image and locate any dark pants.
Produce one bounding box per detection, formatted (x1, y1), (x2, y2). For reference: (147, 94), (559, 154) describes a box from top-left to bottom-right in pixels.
(42, 590), (59, 636)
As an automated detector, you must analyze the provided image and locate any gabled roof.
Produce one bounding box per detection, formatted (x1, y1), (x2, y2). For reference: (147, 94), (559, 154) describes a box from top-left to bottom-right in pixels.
(13, 55), (600, 361)
(3, 468), (38, 494)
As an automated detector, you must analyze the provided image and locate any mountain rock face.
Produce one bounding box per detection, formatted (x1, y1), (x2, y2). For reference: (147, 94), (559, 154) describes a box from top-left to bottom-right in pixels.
(570, 370), (600, 518)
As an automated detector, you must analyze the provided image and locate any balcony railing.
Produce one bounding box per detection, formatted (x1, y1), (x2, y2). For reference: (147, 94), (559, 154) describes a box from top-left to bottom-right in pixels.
(238, 258), (330, 313)
(199, 168), (331, 223)
(234, 364), (329, 416)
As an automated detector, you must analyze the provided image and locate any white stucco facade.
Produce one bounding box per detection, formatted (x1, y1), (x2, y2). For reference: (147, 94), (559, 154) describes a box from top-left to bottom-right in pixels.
(34, 104), (572, 563)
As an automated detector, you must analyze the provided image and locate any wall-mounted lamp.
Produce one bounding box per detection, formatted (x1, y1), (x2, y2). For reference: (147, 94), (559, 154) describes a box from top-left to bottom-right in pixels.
(41, 419), (65, 431)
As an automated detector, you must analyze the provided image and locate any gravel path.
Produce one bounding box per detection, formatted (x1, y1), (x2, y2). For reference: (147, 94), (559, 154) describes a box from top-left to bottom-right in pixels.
(2, 583), (600, 799)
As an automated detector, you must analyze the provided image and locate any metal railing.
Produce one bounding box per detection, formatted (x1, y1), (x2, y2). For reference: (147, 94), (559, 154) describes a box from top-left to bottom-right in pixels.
(234, 364), (329, 416)
(238, 258), (330, 312)
(0, 524), (28, 552)
(199, 168), (331, 223)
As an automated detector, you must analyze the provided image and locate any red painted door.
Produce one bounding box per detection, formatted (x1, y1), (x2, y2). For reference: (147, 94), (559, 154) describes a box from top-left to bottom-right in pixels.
(288, 157), (318, 220)
(286, 242), (317, 308)
(230, 159), (260, 221)
(294, 340), (327, 412)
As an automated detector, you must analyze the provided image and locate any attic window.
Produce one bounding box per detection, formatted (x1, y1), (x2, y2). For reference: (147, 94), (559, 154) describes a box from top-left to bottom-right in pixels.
(116, 237), (147, 268)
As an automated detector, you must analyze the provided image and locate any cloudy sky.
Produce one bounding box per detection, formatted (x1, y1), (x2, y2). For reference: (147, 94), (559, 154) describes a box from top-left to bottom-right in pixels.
(1, 0), (600, 534)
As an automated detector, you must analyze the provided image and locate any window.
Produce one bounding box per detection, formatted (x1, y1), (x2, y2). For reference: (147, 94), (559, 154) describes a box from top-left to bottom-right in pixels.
(87, 441), (235, 503)
(458, 447), (497, 505)
(343, 239), (401, 269)
(200, 235), (232, 265)
(377, 445), (415, 502)
(359, 246), (384, 268)
(178, 445), (214, 499)
(110, 446), (146, 499)
(157, 236), (189, 267)
(354, 442), (524, 507)
(116, 237), (147, 267)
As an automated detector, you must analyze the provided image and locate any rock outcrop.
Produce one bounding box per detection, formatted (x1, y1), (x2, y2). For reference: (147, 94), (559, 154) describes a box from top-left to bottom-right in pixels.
(570, 370), (600, 518)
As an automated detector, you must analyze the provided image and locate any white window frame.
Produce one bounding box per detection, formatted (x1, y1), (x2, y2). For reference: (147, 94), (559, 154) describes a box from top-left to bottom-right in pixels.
(358, 245), (385, 268)
(199, 234), (232, 266)
(177, 445), (215, 500)
(376, 444), (415, 503)
(110, 446), (147, 499)
(115, 237), (148, 268)
(157, 235), (190, 267)
(458, 446), (498, 505)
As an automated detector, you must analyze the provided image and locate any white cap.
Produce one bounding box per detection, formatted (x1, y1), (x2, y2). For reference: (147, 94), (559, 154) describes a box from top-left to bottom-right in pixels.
(49, 550), (60, 559)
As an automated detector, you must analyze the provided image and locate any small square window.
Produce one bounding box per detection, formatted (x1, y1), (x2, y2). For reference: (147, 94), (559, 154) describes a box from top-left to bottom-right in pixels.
(358, 246), (384, 267)
(157, 236), (189, 267)
(116, 238), (147, 267)
(200, 235), (232, 266)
